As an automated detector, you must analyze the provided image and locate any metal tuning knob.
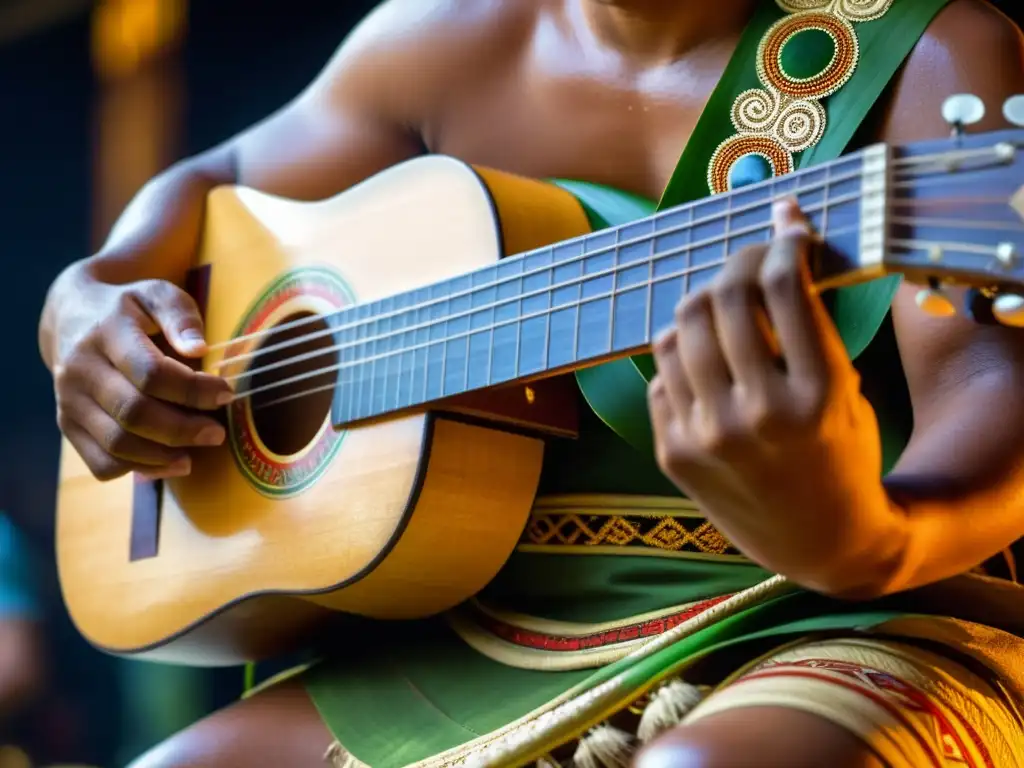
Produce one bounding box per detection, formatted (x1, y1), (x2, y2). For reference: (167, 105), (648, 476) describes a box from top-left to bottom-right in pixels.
(993, 294), (1024, 328)
(942, 94), (986, 137)
(964, 288), (997, 325)
(1003, 95), (1024, 128)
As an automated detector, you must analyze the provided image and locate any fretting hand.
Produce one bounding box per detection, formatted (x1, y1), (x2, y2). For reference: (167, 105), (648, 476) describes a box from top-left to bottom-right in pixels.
(52, 278), (234, 482)
(647, 197), (903, 591)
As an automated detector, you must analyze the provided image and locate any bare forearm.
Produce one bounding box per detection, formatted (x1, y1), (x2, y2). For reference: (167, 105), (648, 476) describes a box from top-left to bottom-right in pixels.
(881, 372), (1024, 593)
(39, 146), (237, 370)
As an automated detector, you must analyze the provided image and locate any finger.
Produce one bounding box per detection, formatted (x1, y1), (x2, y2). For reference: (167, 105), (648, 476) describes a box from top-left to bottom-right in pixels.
(101, 320), (233, 410)
(761, 198), (841, 380)
(710, 245), (780, 387)
(647, 374), (692, 474)
(674, 292), (732, 403)
(132, 279), (209, 358)
(70, 395), (193, 468)
(91, 362), (227, 448)
(651, 329), (694, 418)
(62, 417), (189, 482)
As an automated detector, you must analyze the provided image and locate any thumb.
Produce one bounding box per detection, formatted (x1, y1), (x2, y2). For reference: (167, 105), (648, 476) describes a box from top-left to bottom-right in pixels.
(133, 279), (208, 358)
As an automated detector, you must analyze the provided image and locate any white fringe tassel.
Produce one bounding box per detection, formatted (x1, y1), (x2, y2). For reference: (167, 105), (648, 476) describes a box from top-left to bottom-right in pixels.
(572, 723), (636, 768)
(536, 756), (562, 768)
(636, 679), (706, 744)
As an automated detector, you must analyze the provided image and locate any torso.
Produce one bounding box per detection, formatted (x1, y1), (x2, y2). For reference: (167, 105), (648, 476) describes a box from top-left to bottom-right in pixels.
(418, 0), (748, 201)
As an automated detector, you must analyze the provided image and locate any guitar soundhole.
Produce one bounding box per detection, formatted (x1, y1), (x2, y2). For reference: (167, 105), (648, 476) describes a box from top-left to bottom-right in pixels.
(247, 312), (337, 457)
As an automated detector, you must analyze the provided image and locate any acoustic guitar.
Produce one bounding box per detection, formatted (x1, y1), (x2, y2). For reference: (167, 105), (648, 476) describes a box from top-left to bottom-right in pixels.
(55, 115), (1024, 665)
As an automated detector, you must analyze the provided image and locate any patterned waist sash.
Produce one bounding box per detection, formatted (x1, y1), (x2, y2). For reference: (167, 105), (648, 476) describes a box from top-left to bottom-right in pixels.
(516, 494), (747, 562)
(448, 494), (750, 671)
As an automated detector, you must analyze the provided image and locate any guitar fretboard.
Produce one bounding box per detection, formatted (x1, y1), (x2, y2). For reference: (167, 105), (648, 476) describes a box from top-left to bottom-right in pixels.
(317, 148), (885, 426)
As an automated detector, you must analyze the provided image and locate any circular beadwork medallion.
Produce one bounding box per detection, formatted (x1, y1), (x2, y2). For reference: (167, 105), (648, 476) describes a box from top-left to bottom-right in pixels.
(776, 0), (893, 21)
(731, 89), (782, 133)
(775, 98), (827, 152)
(776, 0), (829, 11)
(836, 0), (894, 22)
(758, 12), (859, 100)
(708, 135), (794, 195)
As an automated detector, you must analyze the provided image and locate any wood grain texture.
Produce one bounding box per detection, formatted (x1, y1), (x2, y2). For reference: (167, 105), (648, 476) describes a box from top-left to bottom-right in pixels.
(55, 157), (593, 663)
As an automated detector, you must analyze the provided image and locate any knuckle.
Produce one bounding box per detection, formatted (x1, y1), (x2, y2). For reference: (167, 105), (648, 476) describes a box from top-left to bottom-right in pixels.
(741, 397), (788, 437)
(130, 353), (163, 393)
(112, 392), (147, 429)
(696, 417), (744, 456)
(102, 425), (133, 457)
(711, 273), (754, 308)
(674, 291), (709, 325)
(655, 435), (691, 476)
(55, 405), (73, 432)
(760, 263), (801, 300)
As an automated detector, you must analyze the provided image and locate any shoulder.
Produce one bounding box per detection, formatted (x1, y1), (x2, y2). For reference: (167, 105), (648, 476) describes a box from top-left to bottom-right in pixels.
(309, 0), (539, 122)
(880, 0), (1023, 142)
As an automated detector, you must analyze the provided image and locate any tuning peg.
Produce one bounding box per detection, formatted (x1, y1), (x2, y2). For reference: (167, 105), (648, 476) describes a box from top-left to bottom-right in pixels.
(942, 94), (986, 136)
(1003, 95), (1024, 128)
(915, 287), (957, 318)
(993, 294), (1024, 327)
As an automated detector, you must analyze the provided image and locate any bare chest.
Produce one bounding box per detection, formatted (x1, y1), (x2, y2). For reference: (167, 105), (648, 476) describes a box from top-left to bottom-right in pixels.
(426, 44), (736, 202)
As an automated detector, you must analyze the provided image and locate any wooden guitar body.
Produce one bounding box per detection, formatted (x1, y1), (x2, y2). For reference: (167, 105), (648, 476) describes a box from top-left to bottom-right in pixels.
(55, 157), (591, 665)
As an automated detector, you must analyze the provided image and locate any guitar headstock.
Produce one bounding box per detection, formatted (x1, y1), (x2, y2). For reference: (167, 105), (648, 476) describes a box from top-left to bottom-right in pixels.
(880, 94), (1024, 326)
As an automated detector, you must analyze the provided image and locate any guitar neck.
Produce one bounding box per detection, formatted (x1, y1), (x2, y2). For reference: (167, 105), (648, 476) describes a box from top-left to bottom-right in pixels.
(324, 146), (889, 428)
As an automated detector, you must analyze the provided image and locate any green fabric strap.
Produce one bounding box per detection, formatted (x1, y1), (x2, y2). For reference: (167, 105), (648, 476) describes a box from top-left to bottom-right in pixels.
(573, 0), (953, 455)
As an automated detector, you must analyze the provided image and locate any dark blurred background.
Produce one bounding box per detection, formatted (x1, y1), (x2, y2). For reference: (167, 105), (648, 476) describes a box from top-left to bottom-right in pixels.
(0, 1), (377, 764)
(0, 0), (1021, 765)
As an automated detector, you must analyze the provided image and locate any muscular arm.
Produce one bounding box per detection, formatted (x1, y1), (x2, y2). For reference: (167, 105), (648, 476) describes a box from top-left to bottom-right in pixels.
(39, 0), (466, 368)
(875, 0), (1024, 592)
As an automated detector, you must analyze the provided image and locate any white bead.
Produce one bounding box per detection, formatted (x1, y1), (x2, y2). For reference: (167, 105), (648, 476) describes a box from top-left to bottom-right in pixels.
(915, 288), (957, 317)
(993, 294), (1024, 327)
(1002, 95), (1024, 128)
(941, 94), (986, 127)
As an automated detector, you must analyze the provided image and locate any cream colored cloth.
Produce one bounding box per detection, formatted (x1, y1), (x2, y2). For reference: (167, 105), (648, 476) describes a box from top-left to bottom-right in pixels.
(684, 633), (1024, 767)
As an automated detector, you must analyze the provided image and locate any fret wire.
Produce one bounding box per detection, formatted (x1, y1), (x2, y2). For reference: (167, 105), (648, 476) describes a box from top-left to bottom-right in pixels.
(607, 224), (619, 354)
(394, 315), (404, 411)
(541, 254), (552, 373)
(438, 298), (448, 397)
(512, 273), (522, 380)
(684, 205), (695, 296)
(822, 161), (832, 237)
(724, 187), (733, 260)
(485, 302), (495, 388)
(644, 215), (655, 344)
(462, 329), (470, 394)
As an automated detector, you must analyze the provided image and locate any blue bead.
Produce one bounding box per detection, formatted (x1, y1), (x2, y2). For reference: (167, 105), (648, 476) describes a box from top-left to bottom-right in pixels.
(728, 153), (773, 189)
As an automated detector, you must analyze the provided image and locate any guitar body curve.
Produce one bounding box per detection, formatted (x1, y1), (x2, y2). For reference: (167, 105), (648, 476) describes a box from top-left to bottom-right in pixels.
(55, 156), (593, 665)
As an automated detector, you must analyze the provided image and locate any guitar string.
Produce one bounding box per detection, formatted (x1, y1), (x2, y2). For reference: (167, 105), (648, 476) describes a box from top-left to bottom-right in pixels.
(226, 196), (1023, 390)
(208, 142), (1016, 362)
(235, 231), (1015, 411)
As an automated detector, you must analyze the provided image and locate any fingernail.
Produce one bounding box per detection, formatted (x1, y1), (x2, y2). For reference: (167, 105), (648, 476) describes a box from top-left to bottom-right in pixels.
(196, 425), (226, 446)
(215, 391), (235, 407)
(179, 328), (206, 352)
